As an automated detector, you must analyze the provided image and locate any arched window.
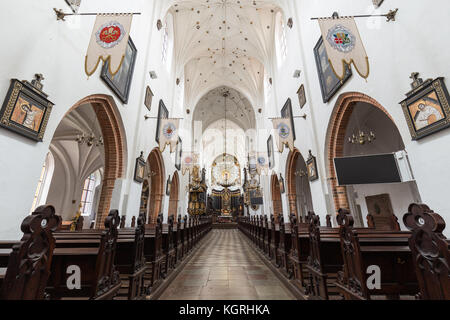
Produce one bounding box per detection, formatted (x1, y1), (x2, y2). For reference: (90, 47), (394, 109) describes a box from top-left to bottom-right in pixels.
(30, 152), (55, 212)
(161, 14), (174, 72)
(80, 170), (101, 216)
(275, 12), (287, 67)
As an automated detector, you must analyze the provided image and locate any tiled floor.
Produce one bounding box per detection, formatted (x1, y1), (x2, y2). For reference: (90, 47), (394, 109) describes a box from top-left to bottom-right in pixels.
(159, 229), (296, 300)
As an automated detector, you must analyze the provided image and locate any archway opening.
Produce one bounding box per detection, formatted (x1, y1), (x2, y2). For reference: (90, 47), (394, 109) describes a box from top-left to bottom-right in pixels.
(271, 174), (283, 220)
(326, 92), (421, 229)
(40, 94), (126, 228)
(146, 148), (165, 224)
(286, 149), (313, 221)
(168, 171), (180, 221)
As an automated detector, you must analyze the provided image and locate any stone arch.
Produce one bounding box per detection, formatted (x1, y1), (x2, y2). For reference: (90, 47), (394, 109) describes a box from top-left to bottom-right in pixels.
(147, 148), (165, 223)
(271, 173), (283, 220)
(168, 171), (180, 221)
(64, 94), (127, 228)
(286, 148), (313, 219)
(325, 92), (396, 215)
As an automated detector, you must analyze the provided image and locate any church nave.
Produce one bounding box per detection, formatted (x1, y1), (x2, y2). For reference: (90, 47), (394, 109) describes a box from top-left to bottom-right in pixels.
(159, 229), (295, 300)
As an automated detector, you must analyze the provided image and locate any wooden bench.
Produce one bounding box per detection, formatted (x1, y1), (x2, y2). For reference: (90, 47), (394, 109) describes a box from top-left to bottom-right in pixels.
(403, 203), (450, 300)
(269, 215), (279, 263)
(47, 209), (122, 300)
(162, 216), (176, 278)
(143, 214), (164, 295)
(277, 216), (292, 278)
(335, 209), (418, 300)
(0, 205), (61, 300)
(289, 214), (310, 294)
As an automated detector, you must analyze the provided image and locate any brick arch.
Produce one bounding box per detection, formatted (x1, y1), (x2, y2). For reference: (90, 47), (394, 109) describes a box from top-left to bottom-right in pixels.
(285, 148), (310, 218)
(67, 94), (127, 228)
(325, 92), (395, 214)
(270, 174), (283, 220)
(168, 171), (180, 221)
(147, 148), (165, 223)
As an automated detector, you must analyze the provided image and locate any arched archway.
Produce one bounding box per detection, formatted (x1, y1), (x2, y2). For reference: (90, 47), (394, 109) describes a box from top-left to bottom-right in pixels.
(46, 94), (127, 228)
(271, 174), (283, 220)
(286, 149), (313, 220)
(147, 148), (165, 223)
(325, 92), (394, 214)
(325, 92), (421, 229)
(168, 171), (180, 221)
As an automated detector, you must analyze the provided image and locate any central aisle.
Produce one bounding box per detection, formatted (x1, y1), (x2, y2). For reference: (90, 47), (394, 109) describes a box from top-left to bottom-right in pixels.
(159, 229), (296, 300)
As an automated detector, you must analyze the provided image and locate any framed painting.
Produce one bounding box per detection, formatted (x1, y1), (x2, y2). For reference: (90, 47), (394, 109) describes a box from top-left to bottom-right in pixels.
(101, 37), (137, 104)
(281, 98), (296, 141)
(279, 174), (285, 194)
(400, 77), (450, 140)
(0, 79), (54, 142)
(166, 175), (172, 196)
(297, 84), (306, 109)
(175, 137), (182, 170)
(134, 152), (146, 183)
(306, 150), (319, 181)
(314, 36), (352, 103)
(144, 85), (153, 111)
(155, 100), (169, 144)
(267, 135), (275, 169)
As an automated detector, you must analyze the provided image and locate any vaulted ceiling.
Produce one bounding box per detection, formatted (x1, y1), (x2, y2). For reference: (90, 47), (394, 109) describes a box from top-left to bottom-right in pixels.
(166, 0), (285, 109)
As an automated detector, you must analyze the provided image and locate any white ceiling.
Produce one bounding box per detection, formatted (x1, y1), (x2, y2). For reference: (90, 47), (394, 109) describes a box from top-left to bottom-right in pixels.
(193, 86), (256, 132)
(166, 0), (285, 109)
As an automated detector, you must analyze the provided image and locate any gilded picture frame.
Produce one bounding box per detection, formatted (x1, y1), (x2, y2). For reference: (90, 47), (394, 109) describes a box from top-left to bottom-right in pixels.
(155, 99), (169, 144)
(400, 77), (450, 140)
(134, 152), (146, 183)
(297, 84), (306, 109)
(144, 85), (153, 111)
(314, 36), (352, 103)
(101, 37), (137, 104)
(0, 79), (53, 142)
(306, 150), (319, 182)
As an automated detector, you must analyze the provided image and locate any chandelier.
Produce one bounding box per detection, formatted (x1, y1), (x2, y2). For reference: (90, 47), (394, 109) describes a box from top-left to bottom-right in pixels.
(348, 130), (376, 145)
(76, 133), (104, 147)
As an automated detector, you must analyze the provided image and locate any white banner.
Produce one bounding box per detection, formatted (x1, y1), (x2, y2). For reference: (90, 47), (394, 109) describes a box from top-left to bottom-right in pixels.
(159, 119), (180, 153)
(181, 152), (199, 176)
(85, 13), (133, 77)
(272, 118), (294, 153)
(256, 152), (269, 176)
(318, 17), (369, 80)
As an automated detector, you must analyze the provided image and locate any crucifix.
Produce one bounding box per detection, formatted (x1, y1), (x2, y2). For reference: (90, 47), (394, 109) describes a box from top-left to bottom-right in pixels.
(410, 72), (423, 89)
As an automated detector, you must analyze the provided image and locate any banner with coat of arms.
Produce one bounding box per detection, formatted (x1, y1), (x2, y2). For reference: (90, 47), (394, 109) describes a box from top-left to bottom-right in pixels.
(318, 17), (369, 80)
(159, 118), (180, 153)
(85, 14), (133, 77)
(181, 152), (199, 176)
(272, 118), (294, 153)
(256, 152), (269, 175)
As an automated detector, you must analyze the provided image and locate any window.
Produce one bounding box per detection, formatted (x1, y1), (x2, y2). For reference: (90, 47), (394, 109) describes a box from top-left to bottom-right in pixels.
(80, 173), (97, 216)
(30, 152), (54, 212)
(161, 14), (174, 72)
(275, 12), (288, 67)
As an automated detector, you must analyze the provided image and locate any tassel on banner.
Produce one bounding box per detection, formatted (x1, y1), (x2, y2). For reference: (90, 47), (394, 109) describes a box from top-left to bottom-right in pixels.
(85, 13), (133, 77)
(158, 119), (180, 153)
(272, 118), (294, 153)
(317, 17), (370, 80)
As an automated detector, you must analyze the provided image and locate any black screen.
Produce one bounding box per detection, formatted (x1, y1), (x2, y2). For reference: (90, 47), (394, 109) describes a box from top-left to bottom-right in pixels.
(334, 153), (401, 185)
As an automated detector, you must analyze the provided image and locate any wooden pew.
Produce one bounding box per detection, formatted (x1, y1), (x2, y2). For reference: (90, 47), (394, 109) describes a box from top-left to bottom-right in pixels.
(277, 215), (292, 278)
(0, 205), (61, 300)
(263, 215), (271, 256)
(47, 209), (122, 300)
(306, 212), (343, 300)
(289, 214), (310, 294)
(269, 215), (279, 263)
(143, 214), (164, 295)
(162, 216), (176, 278)
(182, 215), (190, 257)
(403, 204), (450, 300)
(114, 213), (146, 300)
(335, 209), (418, 300)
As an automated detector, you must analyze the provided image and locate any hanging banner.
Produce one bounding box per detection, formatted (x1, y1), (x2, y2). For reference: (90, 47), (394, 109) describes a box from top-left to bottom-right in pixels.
(159, 118), (180, 153)
(181, 152), (199, 176)
(85, 13), (133, 77)
(256, 152), (269, 175)
(272, 118), (294, 153)
(318, 17), (369, 80)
